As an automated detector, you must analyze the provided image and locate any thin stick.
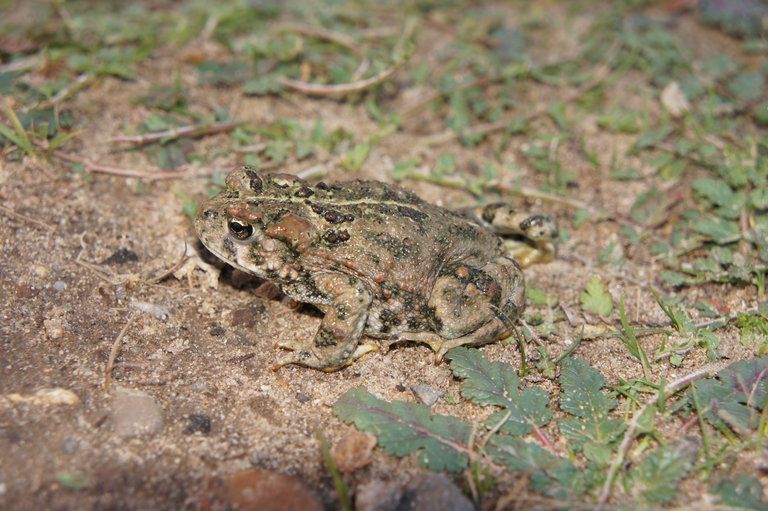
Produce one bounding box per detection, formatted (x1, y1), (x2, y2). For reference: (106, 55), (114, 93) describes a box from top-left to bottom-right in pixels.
(24, 73), (94, 112)
(0, 55), (39, 73)
(109, 120), (243, 145)
(273, 22), (363, 57)
(0, 203), (55, 231)
(104, 312), (137, 392)
(279, 17), (416, 97)
(595, 363), (726, 509)
(279, 60), (405, 96)
(149, 242), (189, 284)
(50, 147), (187, 179)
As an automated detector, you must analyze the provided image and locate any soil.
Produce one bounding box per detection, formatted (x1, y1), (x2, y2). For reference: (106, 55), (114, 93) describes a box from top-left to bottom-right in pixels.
(0, 3), (764, 510)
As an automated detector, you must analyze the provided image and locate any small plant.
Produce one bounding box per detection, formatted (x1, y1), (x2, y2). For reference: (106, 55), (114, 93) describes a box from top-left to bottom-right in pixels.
(334, 348), (768, 508)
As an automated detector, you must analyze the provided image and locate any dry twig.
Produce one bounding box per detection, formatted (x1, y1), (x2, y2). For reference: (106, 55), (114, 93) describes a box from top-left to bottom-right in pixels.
(0, 203), (55, 231)
(109, 120), (243, 146)
(279, 17), (416, 97)
(24, 73), (95, 112)
(104, 312), (138, 392)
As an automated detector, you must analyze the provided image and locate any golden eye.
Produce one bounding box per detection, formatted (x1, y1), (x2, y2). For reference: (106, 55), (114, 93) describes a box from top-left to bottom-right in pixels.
(228, 219), (254, 240)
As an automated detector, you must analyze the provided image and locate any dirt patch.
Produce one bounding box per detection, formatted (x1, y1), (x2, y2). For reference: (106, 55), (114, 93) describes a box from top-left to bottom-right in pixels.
(1, 2), (766, 509)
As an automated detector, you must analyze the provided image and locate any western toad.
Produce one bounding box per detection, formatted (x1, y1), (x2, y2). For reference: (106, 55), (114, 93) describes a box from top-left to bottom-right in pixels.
(195, 166), (557, 371)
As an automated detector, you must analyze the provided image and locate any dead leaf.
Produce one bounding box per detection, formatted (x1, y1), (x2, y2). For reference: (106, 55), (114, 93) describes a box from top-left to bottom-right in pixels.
(661, 81), (690, 118)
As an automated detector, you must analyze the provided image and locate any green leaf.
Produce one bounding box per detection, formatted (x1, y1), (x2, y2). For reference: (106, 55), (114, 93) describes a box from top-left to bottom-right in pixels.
(334, 387), (471, 472)
(391, 158), (419, 180)
(572, 208), (591, 228)
(728, 72), (765, 103)
(701, 54), (738, 80)
(582, 442), (612, 466)
(698, 328), (720, 361)
(630, 188), (670, 226)
(691, 357), (768, 437)
(447, 90), (471, 132)
(527, 287), (558, 307)
(433, 153), (456, 176)
(660, 270), (689, 287)
(197, 60), (251, 86)
(486, 436), (592, 499)
(625, 439), (698, 504)
(580, 276), (613, 317)
(447, 348), (553, 435)
(340, 142), (371, 171)
(714, 475), (768, 510)
(486, 435), (561, 472)
(559, 358), (624, 449)
(693, 178), (734, 206)
(547, 100), (568, 130)
(0, 103), (37, 158)
(55, 471), (90, 490)
(654, 294), (696, 335)
(737, 312), (768, 352)
(692, 216), (741, 244)
(633, 124), (674, 150)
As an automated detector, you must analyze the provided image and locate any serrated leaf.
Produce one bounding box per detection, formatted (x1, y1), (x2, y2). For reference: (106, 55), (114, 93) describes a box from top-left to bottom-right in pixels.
(692, 216), (741, 244)
(634, 124), (674, 150)
(693, 178), (734, 205)
(486, 435), (560, 472)
(559, 358), (624, 449)
(714, 475), (768, 510)
(487, 436), (597, 499)
(728, 72), (766, 103)
(691, 357), (768, 437)
(630, 188), (670, 226)
(660, 270), (689, 286)
(626, 438), (699, 504)
(333, 387), (471, 472)
(582, 441), (612, 466)
(580, 276), (613, 317)
(447, 348), (552, 435)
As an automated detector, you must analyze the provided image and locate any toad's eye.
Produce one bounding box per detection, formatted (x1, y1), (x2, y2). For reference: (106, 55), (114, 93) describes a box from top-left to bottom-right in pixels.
(228, 219), (254, 240)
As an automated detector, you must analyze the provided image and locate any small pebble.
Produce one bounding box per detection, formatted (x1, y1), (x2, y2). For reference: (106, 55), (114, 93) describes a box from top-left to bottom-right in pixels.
(410, 385), (444, 407)
(219, 470), (322, 511)
(61, 437), (79, 453)
(183, 414), (211, 435)
(110, 388), (164, 437)
(331, 432), (376, 473)
(53, 280), (67, 291)
(129, 300), (170, 321)
(295, 392), (312, 403)
(102, 248), (138, 265)
(356, 472), (473, 511)
(356, 480), (402, 511)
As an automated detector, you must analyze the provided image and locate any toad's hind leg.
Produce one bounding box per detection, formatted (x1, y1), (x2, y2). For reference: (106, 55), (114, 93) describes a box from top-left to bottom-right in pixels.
(274, 274), (375, 371)
(426, 256), (525, 360)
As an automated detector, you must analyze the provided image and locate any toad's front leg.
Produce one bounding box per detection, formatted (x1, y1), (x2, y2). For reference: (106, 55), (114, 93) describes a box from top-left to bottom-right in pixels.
(274, 273), (375, 371)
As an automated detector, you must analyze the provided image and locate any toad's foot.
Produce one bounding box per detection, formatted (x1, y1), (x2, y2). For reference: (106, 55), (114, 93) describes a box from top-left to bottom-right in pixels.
(273, 339), (378, 372)
(470, 204), (559, 267)
(403, 316), (516, 363)
(503, 239), (557, 267)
